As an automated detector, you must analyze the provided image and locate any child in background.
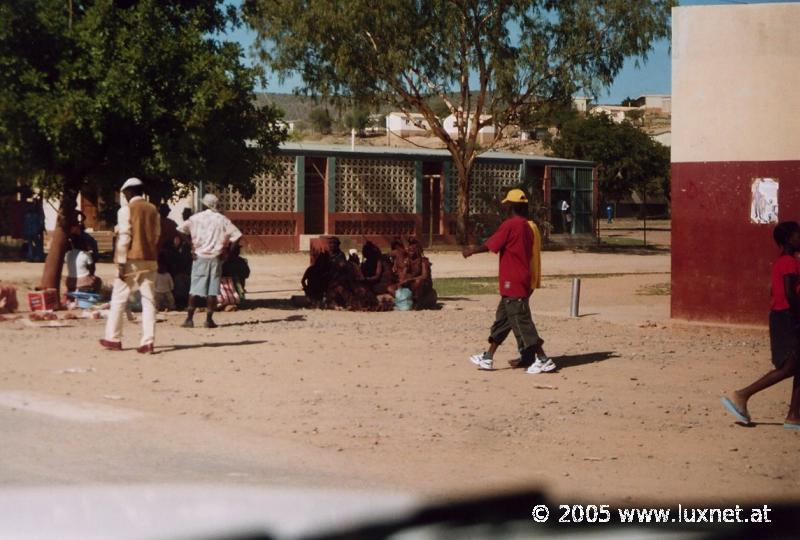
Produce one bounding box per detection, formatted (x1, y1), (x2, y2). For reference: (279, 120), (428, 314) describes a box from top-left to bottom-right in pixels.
(171, 235), (193, 309)
(222, 242), (251, 297)
(154, 254), (176, 311)
(64, 235), (102, 293)
(722, 221), (800, 429)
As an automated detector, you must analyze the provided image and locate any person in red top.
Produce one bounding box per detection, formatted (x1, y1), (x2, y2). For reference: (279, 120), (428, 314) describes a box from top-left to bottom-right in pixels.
(462, 189), (552, 374)
(722, 221), (800, 429)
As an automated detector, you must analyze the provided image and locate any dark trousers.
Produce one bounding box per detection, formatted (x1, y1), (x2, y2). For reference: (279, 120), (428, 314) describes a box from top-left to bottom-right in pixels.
(488, 296), (541, 360)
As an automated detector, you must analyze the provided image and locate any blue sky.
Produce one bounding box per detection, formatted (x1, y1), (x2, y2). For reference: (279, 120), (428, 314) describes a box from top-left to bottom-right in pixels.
(228, 0), (798, 104)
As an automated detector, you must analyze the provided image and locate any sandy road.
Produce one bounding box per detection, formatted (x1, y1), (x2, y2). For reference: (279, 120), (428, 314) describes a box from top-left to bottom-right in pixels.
(0, 250), (797, 508)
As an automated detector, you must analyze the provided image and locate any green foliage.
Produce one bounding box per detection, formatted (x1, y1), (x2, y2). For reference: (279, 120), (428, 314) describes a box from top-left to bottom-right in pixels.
(426, 97), (452, 119)
(309, 107), (333, 134)
(244, 0), (675, 240)
(343, 106), (371, 136)
(245, 1), (674, 112)
(0, 0), (287, 201)
(519, 98), (579, 130)
(546, 114), (670, 203)
(625, 108), (645, 126)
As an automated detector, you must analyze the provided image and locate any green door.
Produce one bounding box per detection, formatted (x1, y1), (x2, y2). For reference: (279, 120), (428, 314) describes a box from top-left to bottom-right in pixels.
(550, 167), (593, 234)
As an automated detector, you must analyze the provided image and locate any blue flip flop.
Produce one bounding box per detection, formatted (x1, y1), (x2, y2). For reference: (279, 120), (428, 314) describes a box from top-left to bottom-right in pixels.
(721, 396), (751, 424)
(784, 422), (800, 430)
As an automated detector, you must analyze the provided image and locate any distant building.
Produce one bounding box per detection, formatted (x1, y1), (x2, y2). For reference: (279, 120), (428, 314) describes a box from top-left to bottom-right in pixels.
(519, 126), (550, 141)
(365, 113), (386, 134)
(385, 112), (430, 138)
(37, 143), (598, 252)
(651, 130), (671, 147)
(277, 119), (297, 134)
(572, 96), (592, 112)
(442, 113), (496, 144)
(633, 94), (671, 114)
(203, 142), (597, 250)
(589, 105), (640, 124)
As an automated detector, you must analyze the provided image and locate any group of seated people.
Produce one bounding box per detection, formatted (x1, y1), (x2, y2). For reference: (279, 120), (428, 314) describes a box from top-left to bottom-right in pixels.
(302, 236), (438, 311)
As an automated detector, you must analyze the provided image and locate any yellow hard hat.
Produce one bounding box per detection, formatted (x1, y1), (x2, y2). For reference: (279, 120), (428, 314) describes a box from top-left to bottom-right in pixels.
(501, 188), (528, 204)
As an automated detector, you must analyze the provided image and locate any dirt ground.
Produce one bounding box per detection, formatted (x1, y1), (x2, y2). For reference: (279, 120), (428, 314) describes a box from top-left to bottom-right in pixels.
(0, 226), (798, 508)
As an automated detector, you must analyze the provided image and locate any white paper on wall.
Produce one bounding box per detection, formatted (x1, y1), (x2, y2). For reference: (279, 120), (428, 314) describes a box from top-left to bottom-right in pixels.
(750, 178), (779, 224)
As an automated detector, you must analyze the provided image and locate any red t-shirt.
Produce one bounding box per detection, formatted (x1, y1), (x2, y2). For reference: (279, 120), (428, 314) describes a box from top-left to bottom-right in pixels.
(485, 215), (533, 298)
(770, 254), (800, 311)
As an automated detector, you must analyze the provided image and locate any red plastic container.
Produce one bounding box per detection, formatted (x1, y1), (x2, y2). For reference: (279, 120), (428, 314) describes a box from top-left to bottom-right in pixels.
(27, 289), (59, 311)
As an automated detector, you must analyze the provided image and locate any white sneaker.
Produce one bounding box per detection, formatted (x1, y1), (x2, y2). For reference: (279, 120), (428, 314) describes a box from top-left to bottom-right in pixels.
(470, 353), (494, 370)
(539, 356), (556, 372)
(525, 358), (546, 374)
(526, 356), (556, 374)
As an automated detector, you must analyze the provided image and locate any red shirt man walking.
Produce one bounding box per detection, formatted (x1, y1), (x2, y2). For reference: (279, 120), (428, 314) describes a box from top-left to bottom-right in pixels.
(462, 189), (554, 374)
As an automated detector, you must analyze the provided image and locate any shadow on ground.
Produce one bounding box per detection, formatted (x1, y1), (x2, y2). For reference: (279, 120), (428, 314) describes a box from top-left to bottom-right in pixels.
(157, 339), (271, 353)
(739, 422), (784, 428)
(243, 298), (304, 311)
(219, 315), (306, 327)
(553, 351), (619, 370)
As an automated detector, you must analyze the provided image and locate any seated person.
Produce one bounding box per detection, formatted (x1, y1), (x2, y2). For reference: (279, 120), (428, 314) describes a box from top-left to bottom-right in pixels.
(302, 251), (331, 306)
(399, 238), (437, 309)
(327, 250), (380, 311)
(80, 228), (99, 263)
(222, 242), (251, 296)
(326, 253), (357, 308)
(71, 211), (100, 262)
(360, 241), (393, 296)
(64, 235), (102, 293)
(217, 242), (249, 310)
(387, 238), (409, 295)
(327, 236), (347, 266)
(347, 249), (360, 266)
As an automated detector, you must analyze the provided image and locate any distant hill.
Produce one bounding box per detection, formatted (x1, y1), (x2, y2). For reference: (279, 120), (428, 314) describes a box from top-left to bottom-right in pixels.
(255, 93), (321, 122)
(255, 92), (394, 122)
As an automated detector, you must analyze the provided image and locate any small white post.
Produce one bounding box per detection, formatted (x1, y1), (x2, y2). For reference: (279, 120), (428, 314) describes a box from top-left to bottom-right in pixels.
(350, 128), (356, 150)
(570, 278), (581, 318)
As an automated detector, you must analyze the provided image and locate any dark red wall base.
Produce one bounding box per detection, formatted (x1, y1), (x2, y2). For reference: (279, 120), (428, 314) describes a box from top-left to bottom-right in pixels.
(672, 160), (800, 325)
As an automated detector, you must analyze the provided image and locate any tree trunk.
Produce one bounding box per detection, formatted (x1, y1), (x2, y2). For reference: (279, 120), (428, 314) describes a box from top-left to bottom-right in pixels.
(39, 179), (80, 295)
(454, 158), (473, 245)
(642, 190), (648, 247)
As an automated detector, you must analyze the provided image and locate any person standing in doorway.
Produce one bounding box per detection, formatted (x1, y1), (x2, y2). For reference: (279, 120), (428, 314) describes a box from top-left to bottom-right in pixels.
(100, 177), (160, 354)
(177, 193), (242, 328)
(23, 197), (45, 262)
(463, 188), (553, 374)
(606, 203), (614, 224)
(560, 198), (571, 234)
